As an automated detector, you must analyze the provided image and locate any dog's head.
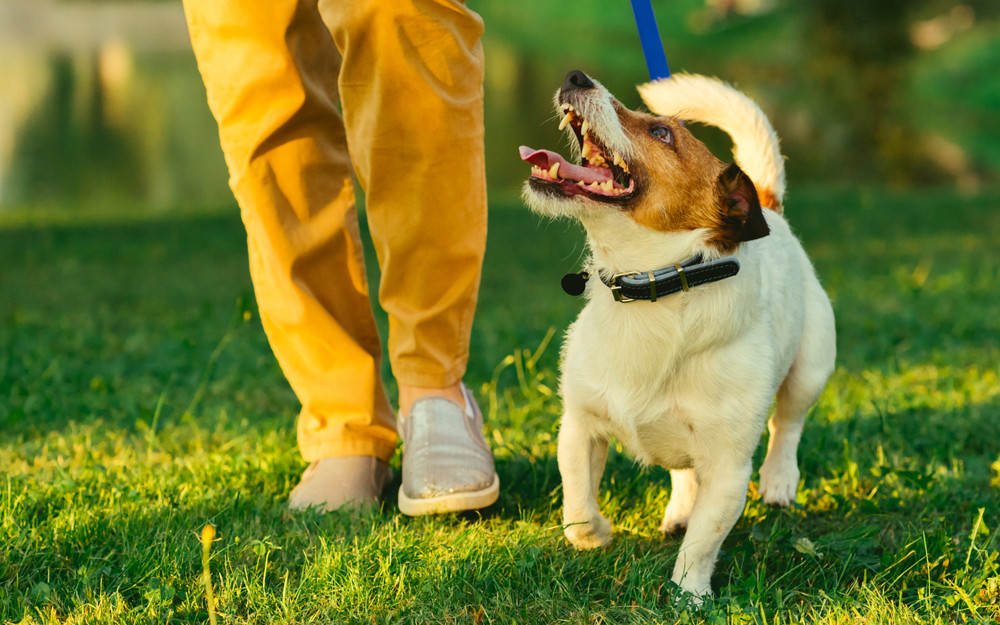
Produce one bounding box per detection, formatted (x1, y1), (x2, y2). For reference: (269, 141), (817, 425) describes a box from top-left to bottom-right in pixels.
(521, 70), (768, 258)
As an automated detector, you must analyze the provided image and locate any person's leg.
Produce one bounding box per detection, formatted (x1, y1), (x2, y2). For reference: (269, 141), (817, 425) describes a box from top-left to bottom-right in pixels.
(320, 0), (496, 514)
(321, 0), (487, 406)
(183, 0), (396, 508)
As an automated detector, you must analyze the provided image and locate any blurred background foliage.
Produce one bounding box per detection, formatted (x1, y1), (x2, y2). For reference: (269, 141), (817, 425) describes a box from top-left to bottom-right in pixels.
(0, 0), (998, 214)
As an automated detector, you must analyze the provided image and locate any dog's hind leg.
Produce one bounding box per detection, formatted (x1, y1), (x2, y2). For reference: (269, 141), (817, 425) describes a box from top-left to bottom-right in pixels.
(660, 469), (698, 533)
(759, 289), (835, 506)
(671, 458), (752, 598)
(558, 407), (612, 549)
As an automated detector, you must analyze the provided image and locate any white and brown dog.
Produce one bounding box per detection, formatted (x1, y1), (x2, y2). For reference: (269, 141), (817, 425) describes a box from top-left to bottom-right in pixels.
(519, 70), (836, 598)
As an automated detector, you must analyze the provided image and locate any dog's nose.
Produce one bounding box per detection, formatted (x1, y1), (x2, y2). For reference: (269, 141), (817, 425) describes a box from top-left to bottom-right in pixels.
(563, 70), (595, 91)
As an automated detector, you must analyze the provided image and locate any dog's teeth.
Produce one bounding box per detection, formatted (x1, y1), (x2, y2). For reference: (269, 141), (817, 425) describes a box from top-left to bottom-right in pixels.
(558, 113), (572, 131)
(581, 120), (590, 139)
(613, 151), (629, 174)
(549, 162), (560, 179)
(601, 180), (613, 192)
(581, 143), (592, 159)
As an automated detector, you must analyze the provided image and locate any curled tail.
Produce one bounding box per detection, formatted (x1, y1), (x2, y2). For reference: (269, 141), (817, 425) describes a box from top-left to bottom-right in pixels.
(638, 74), (785, 212)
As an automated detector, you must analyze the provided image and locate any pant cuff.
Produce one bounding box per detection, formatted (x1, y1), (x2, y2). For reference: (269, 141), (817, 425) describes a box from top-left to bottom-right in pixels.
(299, 437), (397, 464)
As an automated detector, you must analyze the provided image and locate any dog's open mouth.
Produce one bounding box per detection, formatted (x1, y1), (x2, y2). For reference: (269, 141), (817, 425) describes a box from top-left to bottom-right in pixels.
(520, 103), (635, 200)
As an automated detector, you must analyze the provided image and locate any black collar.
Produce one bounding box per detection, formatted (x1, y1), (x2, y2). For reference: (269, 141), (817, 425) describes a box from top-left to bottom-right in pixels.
(562, 254), (740, 302)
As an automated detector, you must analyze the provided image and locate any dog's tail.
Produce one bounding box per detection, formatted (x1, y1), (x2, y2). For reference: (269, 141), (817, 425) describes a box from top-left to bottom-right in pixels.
(638, 74), (785, 212)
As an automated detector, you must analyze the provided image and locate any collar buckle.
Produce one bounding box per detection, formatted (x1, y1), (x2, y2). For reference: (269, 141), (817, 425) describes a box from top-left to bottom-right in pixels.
(610, 272), (641, 303)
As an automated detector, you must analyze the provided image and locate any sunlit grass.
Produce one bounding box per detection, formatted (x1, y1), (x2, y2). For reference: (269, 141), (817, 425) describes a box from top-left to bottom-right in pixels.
(2, 186), (999, 623)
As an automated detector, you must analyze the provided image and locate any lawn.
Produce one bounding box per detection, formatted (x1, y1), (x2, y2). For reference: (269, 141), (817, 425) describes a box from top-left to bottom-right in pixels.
(2, 186), (1000, 624)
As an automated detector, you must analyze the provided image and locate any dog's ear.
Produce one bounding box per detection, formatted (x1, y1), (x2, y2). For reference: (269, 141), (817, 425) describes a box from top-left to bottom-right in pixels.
(715, 162), (769, 244)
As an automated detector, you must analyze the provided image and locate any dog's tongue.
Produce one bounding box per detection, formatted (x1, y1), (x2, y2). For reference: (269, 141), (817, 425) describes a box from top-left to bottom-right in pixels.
(519, 146), (611, 184)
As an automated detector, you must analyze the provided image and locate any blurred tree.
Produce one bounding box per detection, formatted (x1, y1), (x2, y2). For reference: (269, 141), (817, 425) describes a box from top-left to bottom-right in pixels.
(8, 53), (146, 207)
(801, 0), (942, 183)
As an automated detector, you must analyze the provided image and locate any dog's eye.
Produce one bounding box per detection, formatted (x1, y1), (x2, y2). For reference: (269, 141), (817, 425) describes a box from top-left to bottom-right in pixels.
(650, 125), (674, 146)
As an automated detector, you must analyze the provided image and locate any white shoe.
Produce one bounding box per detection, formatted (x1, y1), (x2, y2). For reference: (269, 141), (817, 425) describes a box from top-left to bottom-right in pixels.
(397, 385), (499, 516)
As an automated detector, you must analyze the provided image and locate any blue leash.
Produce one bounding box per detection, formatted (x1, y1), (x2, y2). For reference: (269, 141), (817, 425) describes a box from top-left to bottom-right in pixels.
(629, 0), (671, 80)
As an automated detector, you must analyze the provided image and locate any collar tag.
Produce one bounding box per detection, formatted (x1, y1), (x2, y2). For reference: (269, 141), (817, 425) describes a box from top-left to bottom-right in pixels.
(561, 271), (590, 296)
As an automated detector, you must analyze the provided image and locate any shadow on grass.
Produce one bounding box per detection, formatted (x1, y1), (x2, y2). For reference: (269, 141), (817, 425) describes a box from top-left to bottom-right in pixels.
(5, 390), (999, 624)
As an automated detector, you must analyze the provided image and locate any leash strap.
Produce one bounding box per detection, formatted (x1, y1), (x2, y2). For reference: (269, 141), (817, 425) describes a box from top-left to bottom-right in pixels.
(629, 0), (671, 80)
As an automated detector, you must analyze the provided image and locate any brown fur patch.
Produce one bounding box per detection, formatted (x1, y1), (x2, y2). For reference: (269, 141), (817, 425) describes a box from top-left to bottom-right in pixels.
(613, 104), (768, 252)
(758, 188), (783, 213)
(619, 108), (727, 235)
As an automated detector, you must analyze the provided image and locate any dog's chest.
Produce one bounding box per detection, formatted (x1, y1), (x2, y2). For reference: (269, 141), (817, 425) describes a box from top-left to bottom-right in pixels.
(568, 318), (722, 468)
(565, 295), (763, 469)
(599, 364), (739, 469)
(610, 405), (698, 469)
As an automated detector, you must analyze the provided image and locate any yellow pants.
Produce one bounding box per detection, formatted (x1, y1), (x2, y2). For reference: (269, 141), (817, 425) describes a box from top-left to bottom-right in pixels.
(183, 0), (487, 462)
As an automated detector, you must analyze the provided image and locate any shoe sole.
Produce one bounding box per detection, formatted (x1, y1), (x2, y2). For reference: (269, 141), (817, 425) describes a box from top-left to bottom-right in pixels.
(397, 475), (499, 516)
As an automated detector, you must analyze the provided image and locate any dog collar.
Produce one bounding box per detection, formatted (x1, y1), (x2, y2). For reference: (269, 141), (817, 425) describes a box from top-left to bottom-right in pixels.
(561, 255), (740, 303)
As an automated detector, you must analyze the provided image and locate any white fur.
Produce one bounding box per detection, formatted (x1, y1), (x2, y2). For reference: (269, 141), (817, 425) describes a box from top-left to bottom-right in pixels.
(525, 75), (836, 600)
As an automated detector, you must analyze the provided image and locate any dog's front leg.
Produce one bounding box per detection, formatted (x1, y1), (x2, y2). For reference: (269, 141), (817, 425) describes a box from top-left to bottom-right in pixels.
(671, 459), (752, 598)
(558, 408), (611, 549)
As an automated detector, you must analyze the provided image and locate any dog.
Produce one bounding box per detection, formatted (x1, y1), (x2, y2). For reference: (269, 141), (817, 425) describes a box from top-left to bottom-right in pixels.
(519, 70), (836, 599)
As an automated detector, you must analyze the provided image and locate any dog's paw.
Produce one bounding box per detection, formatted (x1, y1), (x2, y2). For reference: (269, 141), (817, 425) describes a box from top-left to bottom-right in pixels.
(676, 584), (712, 607)
(671, 572), (713, 605)
(758, 459), (800, 507)
(659, 509), (690, 534)
(564, 515), (612, 550)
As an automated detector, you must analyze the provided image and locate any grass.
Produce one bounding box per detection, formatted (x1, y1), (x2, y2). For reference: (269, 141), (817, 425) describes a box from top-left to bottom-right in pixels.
(2, 185), (1000, 624)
